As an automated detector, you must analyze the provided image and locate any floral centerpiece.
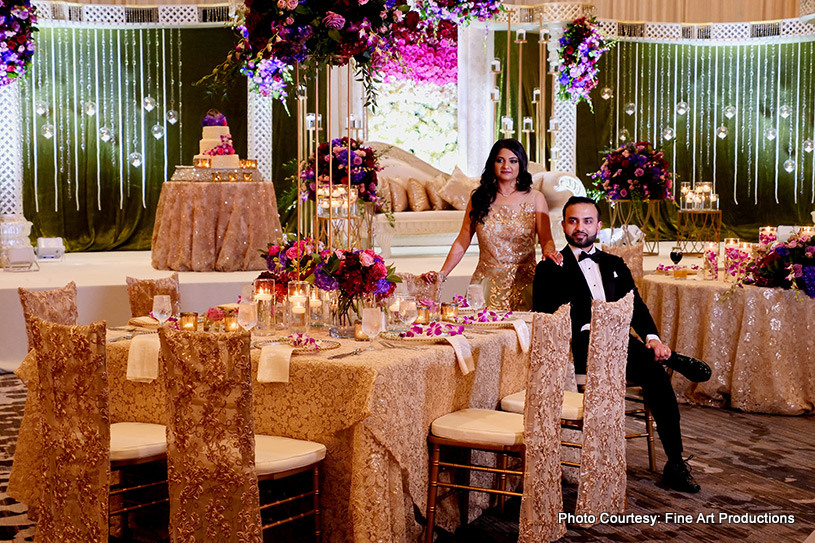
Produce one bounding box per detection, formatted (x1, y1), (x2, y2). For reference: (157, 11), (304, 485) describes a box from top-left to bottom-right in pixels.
(301, 136), (380, 203)
(556, 16), (609, 108)
(590, 141), (674, 201)
(0, 0), (37, 87)
(260, 236), (324, 298)
(412, 0), (503, 25)
(746, 231), (815, 298)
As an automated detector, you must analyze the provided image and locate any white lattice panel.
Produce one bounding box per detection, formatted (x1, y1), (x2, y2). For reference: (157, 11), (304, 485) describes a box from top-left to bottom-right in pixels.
(32, 0), (49, 20)
(644, 23), (682, 39)
(541, 2), (596, 23)
(551, 97), (576, 174)
(782, 19), (813, 35)
(82, 4), (126, 24)
(158, 5), (198, 24)
(247, 91), (274, 182)
(802, 0), (815, 16)
(598, 19), (617, 38)
(0, 83), (24, 217)
(710, 22), (751, 40)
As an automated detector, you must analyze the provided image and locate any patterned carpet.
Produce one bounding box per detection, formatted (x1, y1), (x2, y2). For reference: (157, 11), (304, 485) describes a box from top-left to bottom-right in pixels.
(1, 370), (813, 543)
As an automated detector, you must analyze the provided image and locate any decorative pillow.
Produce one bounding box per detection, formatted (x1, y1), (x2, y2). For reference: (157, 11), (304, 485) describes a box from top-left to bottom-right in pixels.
(18, 281), (79, 350)
(426, 174), (451, 210)
(389, 177), (409, 212)
(440, 167), (480, 210)
(377, 176), (392, 212)
(126, 272), (181, 318)
(407, 178), (431, 212)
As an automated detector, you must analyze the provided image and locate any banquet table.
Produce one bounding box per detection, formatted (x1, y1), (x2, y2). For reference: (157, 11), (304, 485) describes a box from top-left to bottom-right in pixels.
(641, 273), (815, 415)
(8, 328), (528, 543)
(151, 181), (282, 272)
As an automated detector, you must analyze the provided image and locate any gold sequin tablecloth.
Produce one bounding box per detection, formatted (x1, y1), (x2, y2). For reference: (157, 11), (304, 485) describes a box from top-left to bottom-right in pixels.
(9, 330), (527, 542)
(641, 274), (815, 415)
(151, 181), (282, 272)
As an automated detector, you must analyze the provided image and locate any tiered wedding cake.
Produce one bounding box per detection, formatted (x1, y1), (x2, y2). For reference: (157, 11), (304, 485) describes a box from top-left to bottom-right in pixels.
(193, 109), (241, 169)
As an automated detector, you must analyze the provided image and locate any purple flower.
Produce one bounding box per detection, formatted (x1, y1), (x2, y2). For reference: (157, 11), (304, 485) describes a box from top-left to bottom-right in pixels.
(314, 263), (338, 291)
(323, 11), (345, 30)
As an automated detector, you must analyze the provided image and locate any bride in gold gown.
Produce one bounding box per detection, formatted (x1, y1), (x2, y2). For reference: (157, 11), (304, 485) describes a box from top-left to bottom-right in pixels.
(424, 139), (562, 311)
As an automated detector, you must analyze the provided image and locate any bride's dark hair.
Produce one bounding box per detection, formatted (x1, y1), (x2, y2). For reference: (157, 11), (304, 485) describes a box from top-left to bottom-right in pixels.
(469, 138), (533, 226)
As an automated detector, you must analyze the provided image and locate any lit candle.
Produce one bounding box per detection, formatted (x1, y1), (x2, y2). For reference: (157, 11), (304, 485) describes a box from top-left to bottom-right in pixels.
(441, 302), (458, 321)
(292, 306), (306, 315)
(416, 307), (428, 325)
(710, 194), (719, 209)
(224, 315), (239, 331)
(228, 172), (239, 182)
(194, 157), (211, 169)
(211, 172), (222, 182)
(179, 312), (198, 331)
(254, 292), (272, 302)
(242, 172), (253, 182)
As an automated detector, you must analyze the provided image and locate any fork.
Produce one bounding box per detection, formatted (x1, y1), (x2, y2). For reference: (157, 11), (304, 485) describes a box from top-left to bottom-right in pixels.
(328, 348), (363, 360)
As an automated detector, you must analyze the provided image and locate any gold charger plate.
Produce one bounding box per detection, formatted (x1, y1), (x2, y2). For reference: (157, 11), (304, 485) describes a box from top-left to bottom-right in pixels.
(253, 338), (341, 354)
(380, 331), (451, 344)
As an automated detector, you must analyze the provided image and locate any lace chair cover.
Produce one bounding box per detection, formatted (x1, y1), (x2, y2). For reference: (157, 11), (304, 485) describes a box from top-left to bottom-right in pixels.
(126, 273), (181, 318)
(518, 305), (571, 543)
(575, 292), (634, 522)
(601, 243), (644, 289)
(160, 328), (262, 543)
(396, 272), (442, 303)
(32, 318), (110, 542)
(18, 281), (78, 351)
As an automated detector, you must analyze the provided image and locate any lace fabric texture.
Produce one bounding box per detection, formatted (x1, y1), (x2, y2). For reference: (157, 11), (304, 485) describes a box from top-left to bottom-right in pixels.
(518, 306), (571, 543)
(18, 282), (78, 350)
(159, 328), (263, 543)
(126, 273), (182, 318)
(471, 201), (537, 311)
(575, 292), (634, 523)
(396, 271), (442, 302)
(601, 243), (644, 288)
(32, 318), (110, 542)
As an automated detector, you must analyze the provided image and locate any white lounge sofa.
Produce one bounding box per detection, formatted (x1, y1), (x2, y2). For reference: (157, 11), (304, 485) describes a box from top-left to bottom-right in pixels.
(368, 142), (587, 257)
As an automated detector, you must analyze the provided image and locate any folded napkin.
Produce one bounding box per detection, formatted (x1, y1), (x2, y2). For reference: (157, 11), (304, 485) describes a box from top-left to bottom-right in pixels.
(257, 344), (295, 383)
(127, 316), (159, 330)
(444, 335), (474, 375)
(512, 319), (531, 353)
(126, 334), (160, 383)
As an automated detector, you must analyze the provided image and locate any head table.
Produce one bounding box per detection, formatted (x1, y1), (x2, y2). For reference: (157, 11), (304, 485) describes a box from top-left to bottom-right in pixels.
(9, 326), (528, 542)
(641, 273), (815, 415)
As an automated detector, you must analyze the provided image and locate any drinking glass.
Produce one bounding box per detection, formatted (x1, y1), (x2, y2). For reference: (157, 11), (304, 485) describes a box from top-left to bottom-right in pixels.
(361, 307), (384, 349)
(151, 295), (172, 325)
(237, 302), (258, 332)
(669, 245), (683, 265)
(466, 285), (485, 311)
(397, 296), (418, 328)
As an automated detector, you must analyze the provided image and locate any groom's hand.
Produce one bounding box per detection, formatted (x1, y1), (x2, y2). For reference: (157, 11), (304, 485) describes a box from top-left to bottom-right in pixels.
(646, 338), (671, 361)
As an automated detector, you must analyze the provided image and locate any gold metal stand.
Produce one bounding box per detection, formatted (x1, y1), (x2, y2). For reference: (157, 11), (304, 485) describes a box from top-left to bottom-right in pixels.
(608, 199), (662, 255)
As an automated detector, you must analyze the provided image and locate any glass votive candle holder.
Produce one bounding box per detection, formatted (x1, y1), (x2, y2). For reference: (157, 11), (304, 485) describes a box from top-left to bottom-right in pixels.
(441, 302), (459, 321)
(309, 288), (327, 327)
(702, 242), (719, 280)
(253, 278), (275, 332)
(228, 172), (239, 182)
(759, 226), (777, 246)
(179, 312), (198, 331)
(239, 159), (247, 168)
(242, 172), (253, 182)
(416, 306), (429, 325)
(246, 159), (258, 169)
(287, 281), (311, 334)
(194, 157), (211, 169)
(223, 314), (239, 331)
(211, 172), (223, 182)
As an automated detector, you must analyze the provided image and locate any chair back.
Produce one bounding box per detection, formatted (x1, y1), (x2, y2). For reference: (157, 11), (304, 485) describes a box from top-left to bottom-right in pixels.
(396, 271), (442, 303)
(126, 273), (181, 318)
(518, 305), (571, 543)
(18, 281), (78, 350)
(32, 317), (110, 541)
(575, 291), (634, 520)
(160, 327), (262, 543)
(601, 243), (644, 289)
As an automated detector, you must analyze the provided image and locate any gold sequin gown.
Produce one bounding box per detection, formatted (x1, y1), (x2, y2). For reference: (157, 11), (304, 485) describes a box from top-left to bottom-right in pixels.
(471, 194), (537, 311)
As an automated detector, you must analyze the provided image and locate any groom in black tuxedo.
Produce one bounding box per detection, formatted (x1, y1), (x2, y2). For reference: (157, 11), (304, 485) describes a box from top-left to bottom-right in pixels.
(533, 196), (710, 493)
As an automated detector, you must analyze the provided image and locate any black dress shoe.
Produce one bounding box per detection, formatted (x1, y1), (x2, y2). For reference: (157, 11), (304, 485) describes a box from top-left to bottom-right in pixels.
(665, 353), (711, 383)
(663, 457), (701, 493)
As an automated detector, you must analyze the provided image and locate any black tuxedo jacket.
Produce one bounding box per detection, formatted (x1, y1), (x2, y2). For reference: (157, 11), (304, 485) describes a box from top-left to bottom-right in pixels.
(533, 246), (658, 370)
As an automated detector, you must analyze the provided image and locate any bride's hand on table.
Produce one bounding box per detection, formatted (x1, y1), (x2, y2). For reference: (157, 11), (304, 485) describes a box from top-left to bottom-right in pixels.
(421, 271), (447, 284)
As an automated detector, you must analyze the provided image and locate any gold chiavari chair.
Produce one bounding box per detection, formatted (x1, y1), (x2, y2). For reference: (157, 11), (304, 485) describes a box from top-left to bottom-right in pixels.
(18, 281), (78, 351)
(126, 273), (181, 318)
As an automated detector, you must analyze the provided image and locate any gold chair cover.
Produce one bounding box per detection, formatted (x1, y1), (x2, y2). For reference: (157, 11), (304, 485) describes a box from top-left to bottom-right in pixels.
(18, 281), (78, 350)
(126, 273), (181, 318)
(575, 292), (633, 522)
(518, 306), (571, 543)
(159, 328), (262, 543)
(601, 243), (644, 289)
(396, 272), (442, 303)
(32, 318), (109, 543)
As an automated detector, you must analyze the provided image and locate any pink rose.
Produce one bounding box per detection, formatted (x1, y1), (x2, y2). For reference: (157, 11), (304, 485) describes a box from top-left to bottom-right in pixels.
(359, 251), (374, 267)
(323, 11), (345, 29)
(267, 245), (280, 256)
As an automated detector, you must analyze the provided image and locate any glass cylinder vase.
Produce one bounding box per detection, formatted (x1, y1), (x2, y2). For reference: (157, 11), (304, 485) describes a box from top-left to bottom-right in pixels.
(329, 292), (363, 339)
(287, 281), (311, 335)
(702, 243), (719, 281)
(254, 277), (275, 333)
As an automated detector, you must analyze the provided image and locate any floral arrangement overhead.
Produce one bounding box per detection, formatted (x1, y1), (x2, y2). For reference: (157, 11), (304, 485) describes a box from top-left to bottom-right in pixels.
(260, 236), (325, 298)
(590, 141), (674, 201)
(301, 136), (380, 203)
(0, 0), (37, 87)
(413, 0), (503, 25)
(747, 231), (815, 298)
(556, 16), (609, 108)
(377, 18), (458, 86)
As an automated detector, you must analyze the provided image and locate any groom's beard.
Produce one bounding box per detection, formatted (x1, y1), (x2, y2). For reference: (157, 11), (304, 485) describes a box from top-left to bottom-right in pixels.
(565, 231), (597, 248)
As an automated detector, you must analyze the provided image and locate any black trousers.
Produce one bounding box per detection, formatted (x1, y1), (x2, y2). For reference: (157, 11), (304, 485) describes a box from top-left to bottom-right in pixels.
(573, 333), (683, 462)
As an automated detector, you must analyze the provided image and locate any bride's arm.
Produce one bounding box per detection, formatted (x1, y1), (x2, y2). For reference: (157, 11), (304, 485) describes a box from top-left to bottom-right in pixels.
(534, 191), (563, 265)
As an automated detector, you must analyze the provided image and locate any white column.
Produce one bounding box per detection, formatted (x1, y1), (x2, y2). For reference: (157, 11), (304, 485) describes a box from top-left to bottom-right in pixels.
(457, 25), (494, 177)
(0, 82), (33, 267)
(247, 90), (274, 182)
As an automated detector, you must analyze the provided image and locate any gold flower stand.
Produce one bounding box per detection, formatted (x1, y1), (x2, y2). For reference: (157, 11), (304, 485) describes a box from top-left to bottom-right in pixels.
(607, 199), (662, 255)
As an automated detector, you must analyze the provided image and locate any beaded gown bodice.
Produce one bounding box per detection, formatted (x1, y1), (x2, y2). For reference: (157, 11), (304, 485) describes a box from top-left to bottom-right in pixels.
(471, 195), (537, 311)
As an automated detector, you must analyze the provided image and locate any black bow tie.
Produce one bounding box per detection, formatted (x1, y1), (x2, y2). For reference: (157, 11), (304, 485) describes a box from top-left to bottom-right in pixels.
(578, 251), (600, 263)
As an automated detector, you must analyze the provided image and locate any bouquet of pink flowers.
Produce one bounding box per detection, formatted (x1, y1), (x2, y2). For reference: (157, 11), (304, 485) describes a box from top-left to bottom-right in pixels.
(591, 141), (674, 201)
(747, 231), (815, 297)
(0, 0), (37, 87)
(260, 237), (324, 298)
(315, 248), (400, 319)
(556, 16), (609, 108)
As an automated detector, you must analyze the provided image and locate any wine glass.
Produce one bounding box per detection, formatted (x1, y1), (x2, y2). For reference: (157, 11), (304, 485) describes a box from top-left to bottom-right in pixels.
(151, 295), (171, 325)
(466, 285), (485, 311)
(361, 307), (384, 349)
(237, 302), (258, 332)
(397, 296), (418, 328)
(670, 245), (684, 265)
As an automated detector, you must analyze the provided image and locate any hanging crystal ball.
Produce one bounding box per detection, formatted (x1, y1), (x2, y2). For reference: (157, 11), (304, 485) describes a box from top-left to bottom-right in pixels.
(99, 127), (113, 143)
(623, 102), (635, 116)
(129, 152), (144, 168)
(783, 159), (795, 173)
(41, 124), (54, 139)
(619, 128), (630, 142)
(804, 139), (814, 153)
(676, 101), (689, 115)
(35, 101), (48, 117)
(166, 110), (178, 125)
(142, 96), (156, 112)
(717, 126), (728, 139)
(724, 105), (736, 119)
(766, 128), (777, 141)
(662, 127), (675, 141)
(151, 124), (165, 140)
(600, 87), (613, 100)
(85, 101), (97, 116)
(779, 105), (791, 119)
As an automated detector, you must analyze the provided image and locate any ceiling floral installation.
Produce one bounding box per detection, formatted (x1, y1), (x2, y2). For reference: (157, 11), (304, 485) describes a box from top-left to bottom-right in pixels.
(0, 0), (37, 86)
